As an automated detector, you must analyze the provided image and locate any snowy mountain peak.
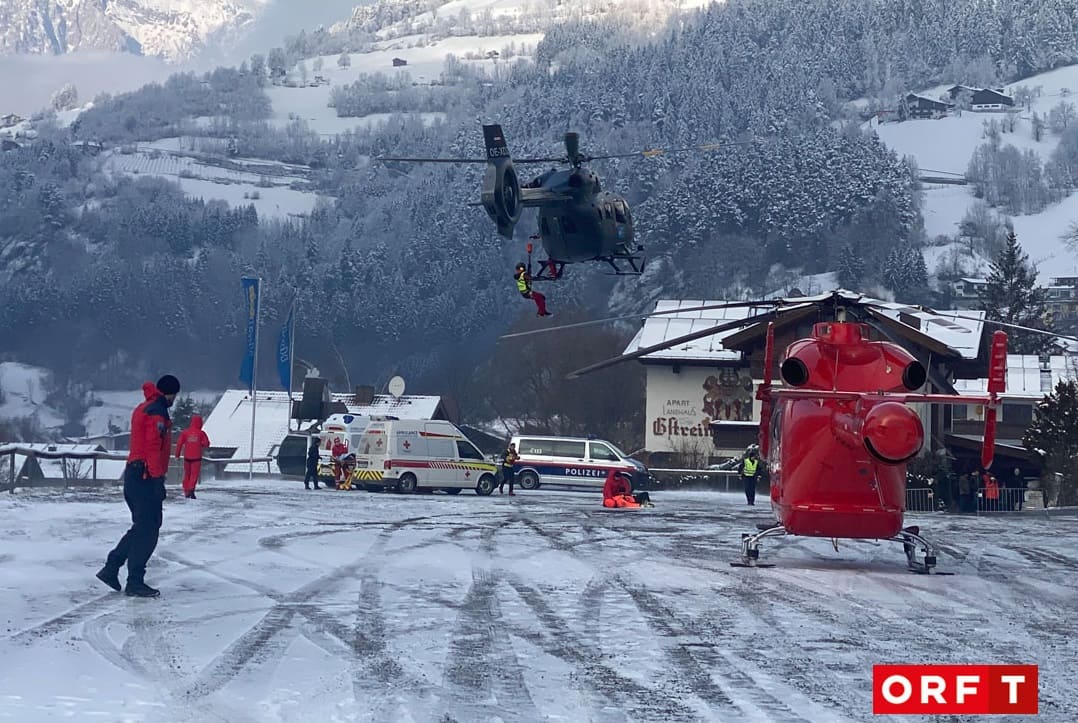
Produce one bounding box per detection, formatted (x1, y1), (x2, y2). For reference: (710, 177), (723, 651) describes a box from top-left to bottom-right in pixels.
(0, 0), (267, 61)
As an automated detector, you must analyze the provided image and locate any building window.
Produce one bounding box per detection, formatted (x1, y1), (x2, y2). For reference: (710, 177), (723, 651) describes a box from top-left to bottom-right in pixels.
(952, 404), (967, 421)
(1002, 403), (1032, 426)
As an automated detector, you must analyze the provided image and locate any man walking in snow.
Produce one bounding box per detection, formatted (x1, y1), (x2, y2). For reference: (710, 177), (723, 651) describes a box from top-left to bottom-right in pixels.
(175, 414), (210, 499)
(96, 374), (180, 598)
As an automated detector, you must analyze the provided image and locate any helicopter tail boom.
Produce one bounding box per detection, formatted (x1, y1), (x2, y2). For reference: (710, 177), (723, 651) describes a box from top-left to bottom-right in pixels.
(480, 124), (523, 238)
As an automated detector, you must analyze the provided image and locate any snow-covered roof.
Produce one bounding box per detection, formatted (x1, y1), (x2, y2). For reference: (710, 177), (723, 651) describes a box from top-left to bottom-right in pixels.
(954, 355), (1077, 399)
(202, 389), (444, 471)
(868, 303), (985, 360)
(623, 291), (986, 363)
(622, 300), (784, 362)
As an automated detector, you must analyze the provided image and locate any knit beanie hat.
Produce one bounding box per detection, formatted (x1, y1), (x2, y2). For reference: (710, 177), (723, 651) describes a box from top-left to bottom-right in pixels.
(156, 374), (181, 395)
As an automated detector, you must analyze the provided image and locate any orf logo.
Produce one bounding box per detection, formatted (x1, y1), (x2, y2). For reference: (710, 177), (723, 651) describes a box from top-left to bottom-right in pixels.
(873, 665), (1038, 715)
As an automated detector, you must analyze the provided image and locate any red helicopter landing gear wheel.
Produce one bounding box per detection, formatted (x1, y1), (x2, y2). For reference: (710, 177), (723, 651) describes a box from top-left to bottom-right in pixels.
(730, 524), (785, 568)
(890, 526), (954, 575)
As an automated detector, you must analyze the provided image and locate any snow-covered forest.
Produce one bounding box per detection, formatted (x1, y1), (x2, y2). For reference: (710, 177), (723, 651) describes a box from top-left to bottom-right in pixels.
(2, 0), (1078, 399)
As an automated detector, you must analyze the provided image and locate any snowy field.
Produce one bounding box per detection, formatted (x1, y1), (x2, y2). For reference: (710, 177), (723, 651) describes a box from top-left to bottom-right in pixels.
(875, 63), (1078, 280)
(1, 484), (1074, 722)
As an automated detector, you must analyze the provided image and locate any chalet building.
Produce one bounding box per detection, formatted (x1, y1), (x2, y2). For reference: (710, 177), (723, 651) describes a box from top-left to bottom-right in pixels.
(392, 57), (408, 67)
(952, 277), (989, 308)
(971, 88), (1014, 111)
(903, 93), (953, 119)
(0, 113), (24, 128)
(948, 354), (1077, 476)
(1046, 275), (1078, 323)
(945, 85), (1014, 111)
(624, 291), (1004, 467)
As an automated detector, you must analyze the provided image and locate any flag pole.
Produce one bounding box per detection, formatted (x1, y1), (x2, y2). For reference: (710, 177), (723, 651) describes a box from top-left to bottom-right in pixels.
(288, 297), (297, 430)
(250, 278), (261, 481)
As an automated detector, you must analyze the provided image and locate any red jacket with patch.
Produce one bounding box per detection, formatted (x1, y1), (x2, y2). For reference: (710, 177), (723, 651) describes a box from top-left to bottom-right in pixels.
(175, 415), (210, 461)
(603, 470), (632, 500)
(128, 393), (173, 478)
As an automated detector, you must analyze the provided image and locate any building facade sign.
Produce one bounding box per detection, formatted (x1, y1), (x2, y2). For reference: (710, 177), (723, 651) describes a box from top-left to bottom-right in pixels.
(645, 366), (757, 454)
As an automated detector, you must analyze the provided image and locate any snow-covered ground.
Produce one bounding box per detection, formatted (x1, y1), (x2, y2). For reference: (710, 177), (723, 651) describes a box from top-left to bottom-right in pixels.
(0, 485), (1072, 721)
(875, 63), (1078, 281)
(102, 146), (328, 220)
(266, 32), (540, 137)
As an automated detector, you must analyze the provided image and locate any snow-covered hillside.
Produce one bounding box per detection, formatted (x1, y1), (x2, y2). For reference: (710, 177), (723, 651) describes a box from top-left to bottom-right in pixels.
(0, 362), (219, 438)
(266, 0), (710, 137)
(0, 0), (267, 61)
(875, 64), (1078, 281)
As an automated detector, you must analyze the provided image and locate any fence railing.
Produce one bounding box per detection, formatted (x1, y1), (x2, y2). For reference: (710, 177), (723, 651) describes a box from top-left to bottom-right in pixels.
(906, 486), (1034, 513)
(0, 445), (274, 492)
(647, 468), (743, 493)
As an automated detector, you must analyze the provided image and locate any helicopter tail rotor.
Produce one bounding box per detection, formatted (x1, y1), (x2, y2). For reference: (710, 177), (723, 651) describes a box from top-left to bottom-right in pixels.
(981, 330), (1008, 471)
(480, 124), (523, 238)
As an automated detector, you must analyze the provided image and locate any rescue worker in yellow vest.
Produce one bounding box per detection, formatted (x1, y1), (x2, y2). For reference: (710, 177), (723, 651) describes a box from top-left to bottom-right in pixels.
(515, 263), (551, 317)
(740, 449), (761, 506)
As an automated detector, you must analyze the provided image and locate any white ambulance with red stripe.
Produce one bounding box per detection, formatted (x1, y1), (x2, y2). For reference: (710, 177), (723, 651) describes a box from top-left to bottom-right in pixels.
(354, 419), (499, 496)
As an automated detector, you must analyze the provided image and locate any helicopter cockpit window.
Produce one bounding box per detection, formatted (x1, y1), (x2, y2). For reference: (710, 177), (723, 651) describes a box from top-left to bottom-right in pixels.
(614, 205), (626, 223)
(562, 216), (578, 234)
(540, 217), (551, 235)
(604, 205), (613, 220)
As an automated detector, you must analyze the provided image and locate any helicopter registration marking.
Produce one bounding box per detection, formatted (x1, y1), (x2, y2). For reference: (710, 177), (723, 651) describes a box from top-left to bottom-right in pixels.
(488, 147), (510, 158)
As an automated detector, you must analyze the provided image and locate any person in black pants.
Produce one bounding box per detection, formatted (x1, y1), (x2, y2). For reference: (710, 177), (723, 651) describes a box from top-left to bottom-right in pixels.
(740, 450), (761, 506)
(97, 374), (179, 598)
(499, 443), (518, 495)
(304, 437), (321, 490)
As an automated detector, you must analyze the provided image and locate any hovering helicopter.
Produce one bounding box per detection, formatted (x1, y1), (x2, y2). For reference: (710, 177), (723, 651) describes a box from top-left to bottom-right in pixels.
(379, 124), (735, 279)
(503, 289), (1072, 573)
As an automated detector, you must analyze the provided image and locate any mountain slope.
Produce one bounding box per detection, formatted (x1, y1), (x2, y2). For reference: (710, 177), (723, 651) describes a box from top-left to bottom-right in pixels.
(0, 0), (266, 60)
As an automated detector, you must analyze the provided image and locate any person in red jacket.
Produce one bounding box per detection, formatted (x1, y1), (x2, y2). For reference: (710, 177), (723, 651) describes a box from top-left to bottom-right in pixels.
(175, 414), (210, 499)
(602, 470), (643, 508)
(331, 436), (348, 488)
(97, 374), (180, 598)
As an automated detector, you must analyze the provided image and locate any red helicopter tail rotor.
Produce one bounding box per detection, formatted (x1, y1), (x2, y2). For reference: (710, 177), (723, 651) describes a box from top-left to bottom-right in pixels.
(981, 330), (1008, 471)
(757, 322), (775, 458)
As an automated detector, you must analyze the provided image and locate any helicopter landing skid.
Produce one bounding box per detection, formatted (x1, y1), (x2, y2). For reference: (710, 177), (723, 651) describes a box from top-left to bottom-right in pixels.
(890, 526), (954, 575)
(530, 260), (566, 281)
(730, 524), (786, 568)
(602, 254), (646, 276)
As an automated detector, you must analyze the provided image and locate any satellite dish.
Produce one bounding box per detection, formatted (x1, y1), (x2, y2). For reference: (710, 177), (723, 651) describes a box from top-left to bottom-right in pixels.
(388, 375), (406, 398)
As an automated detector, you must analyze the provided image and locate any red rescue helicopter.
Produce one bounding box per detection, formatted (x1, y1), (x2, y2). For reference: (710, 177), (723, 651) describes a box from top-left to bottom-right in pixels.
(504, 289), (1066, 573)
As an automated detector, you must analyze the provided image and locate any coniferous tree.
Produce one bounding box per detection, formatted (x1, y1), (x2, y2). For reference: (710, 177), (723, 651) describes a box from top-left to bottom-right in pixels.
(1023, 380), (1078, 506)
(978, 231), (1053, 353)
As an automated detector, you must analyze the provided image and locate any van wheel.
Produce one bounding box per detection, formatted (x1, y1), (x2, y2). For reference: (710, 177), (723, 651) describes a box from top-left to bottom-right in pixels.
(476, 474), (495, 496)
(398, 473), (418, 494)
(443, 487), (462, 495)
(518, 470), (540, 490)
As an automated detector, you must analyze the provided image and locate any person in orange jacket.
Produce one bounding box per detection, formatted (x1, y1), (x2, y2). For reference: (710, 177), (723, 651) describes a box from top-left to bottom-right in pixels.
(175, 414), (210, 499)
(602, 470), (651, 508)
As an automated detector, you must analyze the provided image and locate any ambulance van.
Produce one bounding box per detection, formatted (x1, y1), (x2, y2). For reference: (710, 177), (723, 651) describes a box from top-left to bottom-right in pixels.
(353, 419), (499, 495)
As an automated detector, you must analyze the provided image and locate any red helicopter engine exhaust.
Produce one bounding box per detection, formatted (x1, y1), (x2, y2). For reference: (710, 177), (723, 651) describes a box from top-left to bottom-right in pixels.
(832, 402), (924, 464)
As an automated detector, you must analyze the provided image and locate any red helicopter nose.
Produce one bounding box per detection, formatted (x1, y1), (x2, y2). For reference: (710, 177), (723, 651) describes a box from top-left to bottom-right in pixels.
(862, 402), (923, 464)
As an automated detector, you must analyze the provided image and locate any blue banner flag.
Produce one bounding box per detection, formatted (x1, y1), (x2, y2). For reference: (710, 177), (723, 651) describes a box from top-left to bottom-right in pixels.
(239, 276), (260, 391)
(277, 300), (295, 392)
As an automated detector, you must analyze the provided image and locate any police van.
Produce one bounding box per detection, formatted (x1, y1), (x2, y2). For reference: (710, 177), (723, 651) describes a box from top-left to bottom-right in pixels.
(354, 419), (498, 495)
(509, 435), (649, 490)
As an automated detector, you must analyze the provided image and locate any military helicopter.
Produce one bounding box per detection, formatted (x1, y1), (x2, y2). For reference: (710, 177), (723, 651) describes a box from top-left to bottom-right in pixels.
(504, 289), (1073, 573)
(379, 124), (735, 279)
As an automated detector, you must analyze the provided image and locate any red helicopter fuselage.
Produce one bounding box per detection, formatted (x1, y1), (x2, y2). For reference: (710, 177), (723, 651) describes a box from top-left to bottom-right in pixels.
(767, 322), (928, 539)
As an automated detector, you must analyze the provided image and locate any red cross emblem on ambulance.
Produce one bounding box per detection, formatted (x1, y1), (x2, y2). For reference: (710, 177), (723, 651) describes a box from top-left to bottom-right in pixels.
(402, 440), (411, 450)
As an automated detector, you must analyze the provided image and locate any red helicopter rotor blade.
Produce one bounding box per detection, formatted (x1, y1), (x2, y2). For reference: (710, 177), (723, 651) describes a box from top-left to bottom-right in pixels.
(565, 310), (781, 379)
(757, 322), (775, 458)
(499, 300), (788, 340)
(982, 330), (1009, 470)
